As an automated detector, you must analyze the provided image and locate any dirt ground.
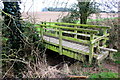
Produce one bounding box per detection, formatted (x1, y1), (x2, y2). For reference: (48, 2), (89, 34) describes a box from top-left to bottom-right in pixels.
(45, 49), (119, 76)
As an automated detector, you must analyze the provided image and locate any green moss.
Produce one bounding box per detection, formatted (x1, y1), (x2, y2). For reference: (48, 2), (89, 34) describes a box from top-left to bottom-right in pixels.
(45, 22), (110, 29)
(40, 24), (99, 34)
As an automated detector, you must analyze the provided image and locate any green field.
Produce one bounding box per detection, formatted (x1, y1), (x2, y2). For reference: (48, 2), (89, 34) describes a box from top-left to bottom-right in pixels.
(76, 17), (119, 23)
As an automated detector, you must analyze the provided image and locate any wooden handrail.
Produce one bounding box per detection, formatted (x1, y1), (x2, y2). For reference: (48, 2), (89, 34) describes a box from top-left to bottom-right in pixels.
(39, 24), (99, 34)
(35, 22), (114, 65)
(44, 22), (111, 29)
(91, 34), (109, 44)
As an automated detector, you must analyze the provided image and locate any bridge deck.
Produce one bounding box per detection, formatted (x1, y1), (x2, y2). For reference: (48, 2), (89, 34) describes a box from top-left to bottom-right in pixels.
(43, 35), (89, 53)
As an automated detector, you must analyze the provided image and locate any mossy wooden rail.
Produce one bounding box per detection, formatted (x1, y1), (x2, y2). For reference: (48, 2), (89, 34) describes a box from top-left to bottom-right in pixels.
(35, 22), (117, 64)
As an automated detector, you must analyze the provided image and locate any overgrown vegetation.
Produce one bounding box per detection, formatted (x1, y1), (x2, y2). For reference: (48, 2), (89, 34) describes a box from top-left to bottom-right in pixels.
(1, 0), (46, 78)
(1, 0), (119, 79)
(1, 3), (73, 78)
(2, 20), (45, 77)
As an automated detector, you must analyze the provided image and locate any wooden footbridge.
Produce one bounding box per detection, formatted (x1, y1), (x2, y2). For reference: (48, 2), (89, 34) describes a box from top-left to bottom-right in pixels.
(35, 22), (117, 64)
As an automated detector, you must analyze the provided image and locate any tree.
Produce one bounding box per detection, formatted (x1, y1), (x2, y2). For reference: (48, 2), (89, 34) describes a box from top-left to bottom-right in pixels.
(62, 0), (100, 24)
(2, 0), (24, 50)
(2, 0), (25, 77)
(78, 0), (96, 24)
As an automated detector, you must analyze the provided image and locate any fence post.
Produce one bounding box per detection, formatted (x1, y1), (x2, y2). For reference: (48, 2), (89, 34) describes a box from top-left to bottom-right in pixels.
(59, 28), (62, 55)
(74, 26), (77, 39)
(89, 33), (94, 64)
(102, 29), (107, 47)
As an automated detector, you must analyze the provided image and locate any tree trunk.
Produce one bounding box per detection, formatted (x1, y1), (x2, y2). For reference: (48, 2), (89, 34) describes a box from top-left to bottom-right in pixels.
(80, 14), (88, 24)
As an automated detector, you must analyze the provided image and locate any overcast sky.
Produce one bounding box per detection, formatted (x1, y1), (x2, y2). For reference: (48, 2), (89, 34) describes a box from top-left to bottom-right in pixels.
(0, 0), (119, 12)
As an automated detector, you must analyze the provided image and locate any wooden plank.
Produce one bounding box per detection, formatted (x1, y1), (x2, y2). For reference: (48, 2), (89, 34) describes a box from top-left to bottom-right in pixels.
(62, 46), (89, 55)
(97, 51), (109, 61)
(44, 28), (59, 32)
(43, 36), (90, 55)
(92, 34), (109, 44)
(39, 24), (99, 34)
(44, 28), (91, 38)
(62, 36), (90, 45)
(44, 40), (59, 46)
(46, 44), (59, 53)
(45, 22), (111, 29)
(99, 47), (118, 52)
(44, 33), (57, 38)
(45, 42), (85, 61)
(44, 30), (99, 38)
(63, 31), (90, 37)
(62, 49), (86, 61)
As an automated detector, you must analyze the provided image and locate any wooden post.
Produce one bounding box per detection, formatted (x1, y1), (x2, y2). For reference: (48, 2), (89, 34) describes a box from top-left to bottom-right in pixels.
(59, 28), (62, 55)
(42, 22), (46, 33)
(89, 33), (94, 64)
(102, 29), (107, 47)
(55, 28), (58, 37)
(40, 26), (44, 40)
(96, 41), (101, 54)
(74, 26), (77, 39)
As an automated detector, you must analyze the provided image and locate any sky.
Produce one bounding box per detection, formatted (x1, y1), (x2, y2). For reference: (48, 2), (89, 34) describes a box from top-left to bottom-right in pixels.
(19, 0), (78, 12)
(0, 0), (119, 12)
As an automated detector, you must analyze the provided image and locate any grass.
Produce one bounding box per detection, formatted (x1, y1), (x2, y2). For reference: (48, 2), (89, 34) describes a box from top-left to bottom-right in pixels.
(88, 52), (120, 78)
(76, 17), (119, 23)
(89, 72), (118, 78)
(113, 52), (120, 64)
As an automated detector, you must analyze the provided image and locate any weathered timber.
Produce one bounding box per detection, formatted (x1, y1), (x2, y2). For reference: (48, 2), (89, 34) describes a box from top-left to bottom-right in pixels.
(92, 34), (109, 44)
(62, 36), (89, 45)
(44, 41), (85, 61)
(97, 51), (109, 65)
(39, 24), (99, 34)
(102, 29), (107, 47)
(36, 22), (117, 65)
(74, 26), (77, 39)
(43, 36), (89, 55)
(89, 33), (94, 64)
(59, 28), (62, 55)
(99, 47), (118, 52)
(45, 22), (111, 29)
(63, 31), (91, 37)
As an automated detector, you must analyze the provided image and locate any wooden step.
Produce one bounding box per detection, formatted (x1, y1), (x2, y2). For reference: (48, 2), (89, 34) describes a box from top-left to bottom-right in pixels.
(94, 51), (109, 61)
(99, 47), (117, 52)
